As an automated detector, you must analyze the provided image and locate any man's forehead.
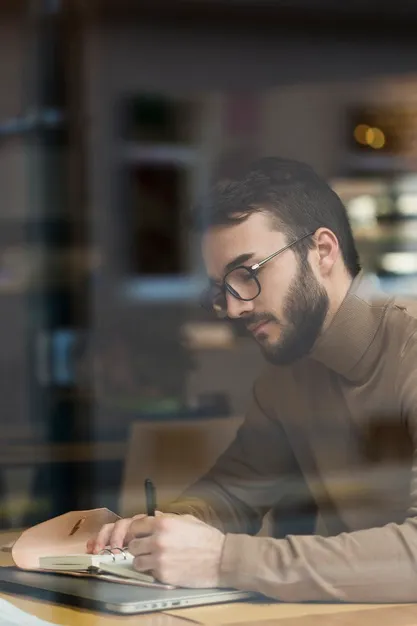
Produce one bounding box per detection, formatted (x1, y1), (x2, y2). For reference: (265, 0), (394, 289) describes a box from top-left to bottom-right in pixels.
(202, 213), (286, 278)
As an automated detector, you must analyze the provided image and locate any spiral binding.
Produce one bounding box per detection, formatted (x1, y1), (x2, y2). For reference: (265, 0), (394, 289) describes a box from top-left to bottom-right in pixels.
(98, 547), (128, 561)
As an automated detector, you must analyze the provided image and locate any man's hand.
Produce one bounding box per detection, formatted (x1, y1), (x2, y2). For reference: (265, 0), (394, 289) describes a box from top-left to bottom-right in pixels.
(86, 513), (147, 554)
(128, 514), (225, 588)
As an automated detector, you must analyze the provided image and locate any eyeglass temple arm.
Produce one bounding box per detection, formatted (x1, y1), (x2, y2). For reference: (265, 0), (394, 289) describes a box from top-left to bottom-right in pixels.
(252, 230), (316, 270)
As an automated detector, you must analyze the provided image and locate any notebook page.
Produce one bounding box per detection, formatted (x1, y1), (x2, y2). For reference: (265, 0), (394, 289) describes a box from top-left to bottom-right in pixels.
(97, 559), (157, 584)
(39, 551), (130, 570)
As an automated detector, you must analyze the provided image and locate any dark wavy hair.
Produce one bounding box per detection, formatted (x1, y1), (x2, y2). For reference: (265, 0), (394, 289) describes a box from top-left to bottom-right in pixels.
(197, 156), (361, 278)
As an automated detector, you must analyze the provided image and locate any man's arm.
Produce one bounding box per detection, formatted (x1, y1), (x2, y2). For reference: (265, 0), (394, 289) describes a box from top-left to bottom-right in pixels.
(87, 374), (306, 555)
(217, 344), (417, 603)
(163, 378), (302, 535)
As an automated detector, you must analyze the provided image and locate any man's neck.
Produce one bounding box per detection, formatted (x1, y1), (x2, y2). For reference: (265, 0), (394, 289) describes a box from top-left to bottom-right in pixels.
(322, 270), (354, 334)
(309, 269), (390, 382)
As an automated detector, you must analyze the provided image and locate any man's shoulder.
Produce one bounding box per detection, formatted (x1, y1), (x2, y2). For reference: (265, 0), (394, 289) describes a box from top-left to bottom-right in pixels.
(356, 275), (417, 321)
(386, 295), (417, 357)
(391, 295), (417, 321)
(356, 278), (417, 340)
(383, 294), (417, 341)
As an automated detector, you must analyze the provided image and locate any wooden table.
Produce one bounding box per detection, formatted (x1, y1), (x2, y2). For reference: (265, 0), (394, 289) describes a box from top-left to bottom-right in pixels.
(3, 531), (417, 626)
(0, 532), (189, 625)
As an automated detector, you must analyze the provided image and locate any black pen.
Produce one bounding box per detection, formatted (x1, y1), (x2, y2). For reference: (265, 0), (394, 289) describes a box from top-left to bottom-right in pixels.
(144, 478), (156, 517)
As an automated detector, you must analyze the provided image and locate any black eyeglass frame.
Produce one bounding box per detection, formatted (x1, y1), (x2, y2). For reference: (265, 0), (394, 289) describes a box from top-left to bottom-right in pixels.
(201, 230), (316, 313)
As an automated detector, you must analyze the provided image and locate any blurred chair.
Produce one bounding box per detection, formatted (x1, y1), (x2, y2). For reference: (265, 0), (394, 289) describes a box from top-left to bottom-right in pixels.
(120, 416), (243, 517)
(120, 415), (272, 535)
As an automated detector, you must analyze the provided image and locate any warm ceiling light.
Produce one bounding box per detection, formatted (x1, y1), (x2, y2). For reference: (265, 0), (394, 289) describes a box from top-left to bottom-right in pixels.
(366, 127), (386, 149)
(354, 124), (369, 145)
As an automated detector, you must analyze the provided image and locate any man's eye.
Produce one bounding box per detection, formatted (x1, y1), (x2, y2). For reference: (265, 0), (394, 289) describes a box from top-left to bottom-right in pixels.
(242, 271), (254, 282)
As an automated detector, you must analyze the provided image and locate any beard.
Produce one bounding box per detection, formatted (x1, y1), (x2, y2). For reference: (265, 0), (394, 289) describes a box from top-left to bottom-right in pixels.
(244, 259), (329, 366)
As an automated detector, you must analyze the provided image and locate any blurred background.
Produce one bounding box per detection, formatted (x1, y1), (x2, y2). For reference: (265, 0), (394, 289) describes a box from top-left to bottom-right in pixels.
(2, 0), (417, 531)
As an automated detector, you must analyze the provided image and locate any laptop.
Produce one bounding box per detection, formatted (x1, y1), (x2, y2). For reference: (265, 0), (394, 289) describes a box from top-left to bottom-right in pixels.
(0, 567), (255, 615)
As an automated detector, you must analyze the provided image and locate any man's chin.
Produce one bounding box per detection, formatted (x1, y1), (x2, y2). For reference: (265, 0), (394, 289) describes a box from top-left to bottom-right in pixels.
(258, 337), (306, 366)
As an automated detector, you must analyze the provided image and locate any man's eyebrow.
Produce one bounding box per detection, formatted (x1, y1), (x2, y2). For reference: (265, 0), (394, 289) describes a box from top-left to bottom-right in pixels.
(224, 253), (254, 274)
(208, 253), (255, 285)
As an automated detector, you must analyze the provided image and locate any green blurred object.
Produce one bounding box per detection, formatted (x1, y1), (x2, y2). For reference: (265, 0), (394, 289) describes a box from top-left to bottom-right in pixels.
(104, 395), (182, 414)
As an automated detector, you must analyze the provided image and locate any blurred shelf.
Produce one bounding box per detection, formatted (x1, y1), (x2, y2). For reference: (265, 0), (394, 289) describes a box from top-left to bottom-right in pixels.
(0, 441), (127, 466)
(353, 222), (417, 243)
(355, 233), (417, 245)
(120, 275), (206, 302)
(120, 142), (199, 166)
(181, 321), (235, 349)
(331, 178), (387, 197)
(376, 276), (417, 296)
(344, 153), (417, 173)
(0, 424), (35, 442)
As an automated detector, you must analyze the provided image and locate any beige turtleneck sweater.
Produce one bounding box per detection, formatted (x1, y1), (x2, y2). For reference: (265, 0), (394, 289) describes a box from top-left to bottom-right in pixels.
(165, 271), (417, 602)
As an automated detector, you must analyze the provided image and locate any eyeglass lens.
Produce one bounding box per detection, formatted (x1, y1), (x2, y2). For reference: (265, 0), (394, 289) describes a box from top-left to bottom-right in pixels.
(207, 267), (259, 315)
(225, 267), (260, 301)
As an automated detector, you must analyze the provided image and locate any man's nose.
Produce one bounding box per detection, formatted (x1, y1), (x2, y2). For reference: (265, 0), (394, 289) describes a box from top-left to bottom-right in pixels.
(225, 292), (255, 319)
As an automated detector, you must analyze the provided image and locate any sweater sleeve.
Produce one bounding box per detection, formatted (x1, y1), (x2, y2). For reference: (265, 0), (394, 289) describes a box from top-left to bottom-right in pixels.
(164, 379), (301, 535)
(218, 341), (417, 603)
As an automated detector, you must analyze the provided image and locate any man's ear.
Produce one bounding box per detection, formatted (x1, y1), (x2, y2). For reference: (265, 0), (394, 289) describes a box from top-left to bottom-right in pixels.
(313, 228), (339, 277)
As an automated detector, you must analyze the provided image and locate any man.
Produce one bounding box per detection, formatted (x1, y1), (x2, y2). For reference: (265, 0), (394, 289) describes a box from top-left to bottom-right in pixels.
(88, 157), (417, 602)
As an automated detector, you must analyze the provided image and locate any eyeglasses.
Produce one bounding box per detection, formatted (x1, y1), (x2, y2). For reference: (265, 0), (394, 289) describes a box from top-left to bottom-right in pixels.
(201, 231), (316, 318)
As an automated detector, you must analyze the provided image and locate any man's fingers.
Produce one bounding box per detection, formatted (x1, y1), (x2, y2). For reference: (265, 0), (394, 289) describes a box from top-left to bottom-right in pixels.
(126, 515), (156, 542)
(87, 512), (164, 554)
(108, 517), (137, 550)
(86, 537), (95, 553)
(111, 514), (148, 548)
(87, 522), (116, 554)
(133, 513), (149, 521)
(128, 535), (154, 557)
(87, 514), (148, 554)
(133, 554), (154, 573)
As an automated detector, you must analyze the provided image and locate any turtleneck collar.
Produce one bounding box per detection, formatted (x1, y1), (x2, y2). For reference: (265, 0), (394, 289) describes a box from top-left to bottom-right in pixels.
(308, 271), (392, 382)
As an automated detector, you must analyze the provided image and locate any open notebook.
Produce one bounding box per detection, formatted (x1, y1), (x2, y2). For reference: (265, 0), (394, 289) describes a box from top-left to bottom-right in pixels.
(10, 509), (174, 590)
(39, 549), (158, 584)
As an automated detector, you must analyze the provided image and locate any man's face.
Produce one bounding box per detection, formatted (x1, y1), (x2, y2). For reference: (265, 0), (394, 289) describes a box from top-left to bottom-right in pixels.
(202, 212), (329, 365)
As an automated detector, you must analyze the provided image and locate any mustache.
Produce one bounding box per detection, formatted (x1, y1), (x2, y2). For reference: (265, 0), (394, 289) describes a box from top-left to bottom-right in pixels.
(243, 313), (279, 330)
